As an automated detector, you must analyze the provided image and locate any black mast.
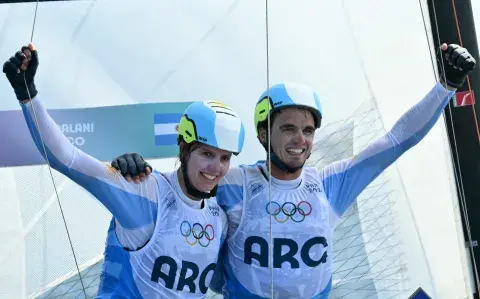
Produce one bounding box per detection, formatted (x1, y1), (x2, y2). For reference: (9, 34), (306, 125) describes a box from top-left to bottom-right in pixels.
(427, 0), (480, 298)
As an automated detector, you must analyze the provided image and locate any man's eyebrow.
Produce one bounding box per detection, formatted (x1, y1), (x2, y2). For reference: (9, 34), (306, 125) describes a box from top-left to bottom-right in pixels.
(279, 124), (296, 129)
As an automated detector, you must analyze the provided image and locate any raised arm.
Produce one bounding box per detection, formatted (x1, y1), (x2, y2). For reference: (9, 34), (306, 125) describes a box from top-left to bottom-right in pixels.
(321, 81), (455, 218)
(3, 44), (158, 234)
(321, 43), (476, 220)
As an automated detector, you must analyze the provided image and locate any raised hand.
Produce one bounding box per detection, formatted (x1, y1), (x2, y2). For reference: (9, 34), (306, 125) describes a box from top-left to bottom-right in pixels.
(441, 43), (476, 89)
(3, 43), (39, 101)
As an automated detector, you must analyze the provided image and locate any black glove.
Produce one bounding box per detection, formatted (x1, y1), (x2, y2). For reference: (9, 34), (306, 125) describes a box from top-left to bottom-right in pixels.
(3, 44), (39, 101)
(441, 43), (476, 89)
(111, 153), (152, 181)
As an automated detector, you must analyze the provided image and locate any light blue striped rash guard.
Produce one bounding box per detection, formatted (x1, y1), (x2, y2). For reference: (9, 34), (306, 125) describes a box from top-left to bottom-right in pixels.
(210, 82), (455, 298)
(21, 98), (228, 298)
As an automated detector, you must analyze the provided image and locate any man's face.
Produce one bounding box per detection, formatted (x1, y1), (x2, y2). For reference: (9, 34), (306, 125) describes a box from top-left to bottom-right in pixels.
(268, 107), (316, 169)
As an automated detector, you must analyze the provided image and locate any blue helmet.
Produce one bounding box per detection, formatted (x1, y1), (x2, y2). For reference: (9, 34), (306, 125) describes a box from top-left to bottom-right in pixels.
(178, 100), (245, 155)
(254, 82), (323, 135)
(253, 82), (323, 174)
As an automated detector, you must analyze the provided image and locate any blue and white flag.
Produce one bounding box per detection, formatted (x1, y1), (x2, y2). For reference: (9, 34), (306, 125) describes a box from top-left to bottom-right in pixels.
(0, 101), (192, 167)
(154, 113), (182, 146)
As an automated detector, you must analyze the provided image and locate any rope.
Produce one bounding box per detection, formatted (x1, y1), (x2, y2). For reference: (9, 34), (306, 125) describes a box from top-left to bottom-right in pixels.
(450, 0), (480, 144)
(25, 1), (88, 297)
(264, 0), (274, 297)
(427, 0), (480, 295)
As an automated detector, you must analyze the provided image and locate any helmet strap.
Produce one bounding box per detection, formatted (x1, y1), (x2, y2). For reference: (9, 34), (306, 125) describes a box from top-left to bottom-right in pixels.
(180, 155), (217, 200)
(270, 148), (304, 173)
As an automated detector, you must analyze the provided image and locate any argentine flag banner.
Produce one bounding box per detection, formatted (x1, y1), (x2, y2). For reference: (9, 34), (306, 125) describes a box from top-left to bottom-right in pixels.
(154, 113), (182, 146)
(0, 101), (193, 167)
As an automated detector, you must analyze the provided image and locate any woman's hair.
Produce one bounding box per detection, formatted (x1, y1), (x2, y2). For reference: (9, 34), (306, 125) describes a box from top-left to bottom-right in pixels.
(175, 136), (203, 169)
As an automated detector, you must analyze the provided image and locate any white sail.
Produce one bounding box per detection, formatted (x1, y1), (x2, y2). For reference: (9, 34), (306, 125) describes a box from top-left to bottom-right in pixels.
(0, 0), (477, 298)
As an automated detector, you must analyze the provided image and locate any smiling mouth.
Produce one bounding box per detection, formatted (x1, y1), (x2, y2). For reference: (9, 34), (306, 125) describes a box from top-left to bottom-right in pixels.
(201, 172), (217, 181)
(286, 148), (305, 155)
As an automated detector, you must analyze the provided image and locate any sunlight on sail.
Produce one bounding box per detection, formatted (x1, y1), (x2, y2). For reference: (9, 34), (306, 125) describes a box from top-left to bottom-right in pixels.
(0, 0), (478, 298)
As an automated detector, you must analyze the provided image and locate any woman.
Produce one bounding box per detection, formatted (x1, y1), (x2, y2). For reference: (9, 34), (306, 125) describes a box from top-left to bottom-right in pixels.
(2, 44), (245, 298)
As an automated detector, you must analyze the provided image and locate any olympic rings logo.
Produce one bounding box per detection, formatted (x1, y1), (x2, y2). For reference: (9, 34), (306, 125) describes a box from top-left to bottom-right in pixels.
(180, 221), (215, 247)
(266, 201), (312, 223)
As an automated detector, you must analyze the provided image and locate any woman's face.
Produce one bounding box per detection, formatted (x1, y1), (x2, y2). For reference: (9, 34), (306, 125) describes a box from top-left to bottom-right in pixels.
(185, 143), (232, 192)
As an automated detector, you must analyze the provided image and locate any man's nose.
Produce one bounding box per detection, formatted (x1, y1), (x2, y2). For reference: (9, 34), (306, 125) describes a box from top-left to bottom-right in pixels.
(293, 132), (306, 144)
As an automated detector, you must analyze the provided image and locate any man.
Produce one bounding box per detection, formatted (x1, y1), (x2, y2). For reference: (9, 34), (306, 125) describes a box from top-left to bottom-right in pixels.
(112, 43), (476, 298)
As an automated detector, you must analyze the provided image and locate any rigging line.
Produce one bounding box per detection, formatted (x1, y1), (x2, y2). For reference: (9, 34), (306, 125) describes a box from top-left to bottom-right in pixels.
(264, 0), (273, 297)
(309, 119), (382, 165)
(429, 0), (480, 295)
(418, 0), (474, 294)
(311, 115), (378, 156)
(25, 1), (88, 298)
(357, 279), (407, 299)
(333, 187), (391, 242)
(334, 210), (397, 235)
(335, 264), (409, 294)
(424, 0), (477, 295)
(309, 102), (378, 160)
(335, 224), (400, 282)
(342, 2), (437, 292)
(337, 185), (393, 213)
(450, 0), (480, 293)
(336, 276), (408, 295)
(309, 106), (377, 164)
(335, 244), (404, 299)
(419, 0), (440, 81)
(147, 0), (241, 99)
(333, 205), (397, 275)
(333, 212), (399, 253)
(334, 268), (407, 285)
(334, 261), (407, 280)
(333, 234), (402, 264)
(347, 188), (393, 209)
(451, 0), (480, 144)
(29, 0), (39, 42)
(333, 182), (389, 230)
(449, 0), (480, 291)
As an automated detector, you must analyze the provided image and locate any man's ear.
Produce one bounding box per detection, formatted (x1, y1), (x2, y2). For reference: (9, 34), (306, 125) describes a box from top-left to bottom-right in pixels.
(258, 127), (267, 144)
